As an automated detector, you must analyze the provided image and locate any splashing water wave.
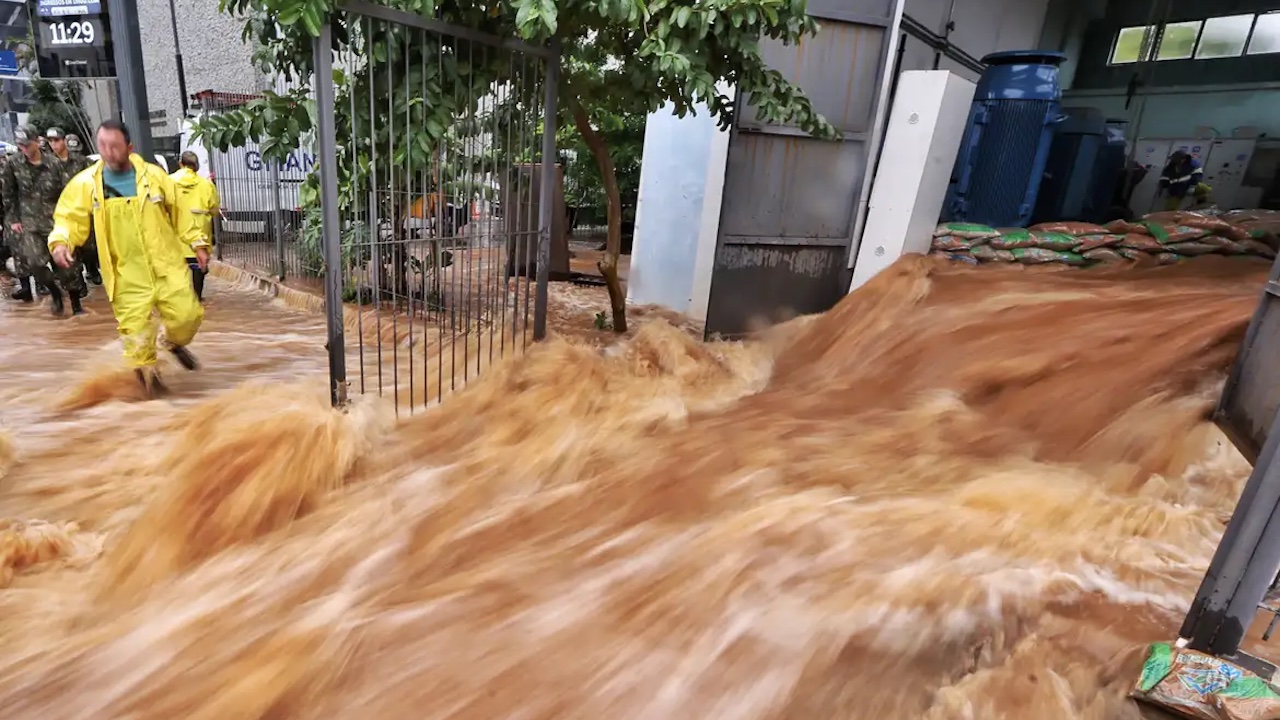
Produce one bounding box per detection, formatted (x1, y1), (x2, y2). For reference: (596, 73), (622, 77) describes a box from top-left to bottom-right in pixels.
(0, 254), (1273, 718)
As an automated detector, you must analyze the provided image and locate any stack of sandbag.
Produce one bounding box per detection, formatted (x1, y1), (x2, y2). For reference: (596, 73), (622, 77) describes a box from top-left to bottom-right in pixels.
(932, 213), (1278, 268)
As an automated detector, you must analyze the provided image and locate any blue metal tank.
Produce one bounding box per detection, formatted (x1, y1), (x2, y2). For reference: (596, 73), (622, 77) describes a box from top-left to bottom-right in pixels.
(943, 50), (1068, 228)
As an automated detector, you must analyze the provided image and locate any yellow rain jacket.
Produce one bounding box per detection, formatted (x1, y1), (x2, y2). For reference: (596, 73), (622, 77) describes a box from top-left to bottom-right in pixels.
(169, 166), (219, 254)
(49, 154), (204, 368)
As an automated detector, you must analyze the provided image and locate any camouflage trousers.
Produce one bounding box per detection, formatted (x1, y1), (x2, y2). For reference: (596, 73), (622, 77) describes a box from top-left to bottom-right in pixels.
(11, 229), (83, 293)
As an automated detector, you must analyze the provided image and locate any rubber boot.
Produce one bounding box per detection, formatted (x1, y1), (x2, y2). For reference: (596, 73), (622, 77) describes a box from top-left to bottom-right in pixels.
(46, 282), (64, 316)
(169, 345), (200, 371)
(10, 279), (32, 302)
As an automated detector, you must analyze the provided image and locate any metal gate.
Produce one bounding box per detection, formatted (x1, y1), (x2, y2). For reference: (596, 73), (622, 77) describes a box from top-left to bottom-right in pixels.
(311, 1), (559, 410)
(703, 0), (904, 337)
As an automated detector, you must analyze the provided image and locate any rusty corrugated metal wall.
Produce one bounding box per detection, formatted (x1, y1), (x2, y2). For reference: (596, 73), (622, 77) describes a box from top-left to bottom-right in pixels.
(704, 0), (903, 337)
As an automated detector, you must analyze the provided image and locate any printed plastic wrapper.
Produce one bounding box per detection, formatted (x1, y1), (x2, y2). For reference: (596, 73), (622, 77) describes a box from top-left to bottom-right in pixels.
(936, 222), (999, 240)
(1029, 221), (1110, 236)
(1198, 235), (1247, 255)
(1117, 248), (1155, 264)
(1120, 234), (1167, 253)
(1143, 221), (1209, 244)
(989, 229), (1037, 250)
(1133, 642), (1280, 720)
(941, 251), (980, 265)
(1010, 248), (1086, 265)
(1167, 241), (1226, 257)
(1082, 248), (1124, 263)
(933, 234), (987, 251)
(1240, 239), (1278, 259)
(1076, 234), (1125, 252)
(1157, 253), (1183, 265)
(1027, 231), (1079, 252)
(969, 245), (998, 262)
(1108, 219), (1148, 235)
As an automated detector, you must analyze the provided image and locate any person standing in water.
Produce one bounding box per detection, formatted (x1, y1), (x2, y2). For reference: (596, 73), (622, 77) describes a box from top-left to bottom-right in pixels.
(50, 120), (205, 395)
(2, 126), (81, 315)
(169, 151), (219, 301)
(46, 127), (100, 290)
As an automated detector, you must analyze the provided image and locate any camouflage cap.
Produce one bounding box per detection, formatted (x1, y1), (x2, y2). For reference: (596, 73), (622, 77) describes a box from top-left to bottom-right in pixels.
(66, 134), (82, 151)
(45, 126), (64, 139)
(13, 126), (36, 146)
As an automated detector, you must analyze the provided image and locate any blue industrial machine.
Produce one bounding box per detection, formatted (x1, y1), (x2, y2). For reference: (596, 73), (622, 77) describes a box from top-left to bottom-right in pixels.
(1032, 107), (1107, 224)
(943, 50), (1067, 228)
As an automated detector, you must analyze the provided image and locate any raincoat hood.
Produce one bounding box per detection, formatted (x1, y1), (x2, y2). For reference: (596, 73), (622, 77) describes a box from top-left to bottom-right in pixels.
(172, 166), (202, 189)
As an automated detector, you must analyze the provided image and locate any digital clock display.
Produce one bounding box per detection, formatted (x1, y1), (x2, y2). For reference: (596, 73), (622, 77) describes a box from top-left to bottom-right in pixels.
(40, 18), (104, 48)
(30, 0), (114, 79)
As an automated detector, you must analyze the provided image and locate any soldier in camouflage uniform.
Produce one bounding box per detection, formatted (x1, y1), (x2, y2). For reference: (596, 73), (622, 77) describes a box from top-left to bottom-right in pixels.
(1, 126), (81, 315)
(47, 128), (100, 287)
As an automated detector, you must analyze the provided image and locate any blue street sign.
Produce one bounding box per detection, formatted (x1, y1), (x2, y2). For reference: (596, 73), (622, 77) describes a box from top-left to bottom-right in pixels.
(0, 50), (17, 76)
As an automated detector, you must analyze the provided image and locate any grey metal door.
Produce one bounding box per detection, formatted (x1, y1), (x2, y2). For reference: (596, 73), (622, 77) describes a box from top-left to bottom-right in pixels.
(704, 0), (903, 337)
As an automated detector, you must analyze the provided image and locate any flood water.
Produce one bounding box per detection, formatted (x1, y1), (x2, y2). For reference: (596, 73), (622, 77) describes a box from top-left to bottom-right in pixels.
(0, 254), (1276, 718)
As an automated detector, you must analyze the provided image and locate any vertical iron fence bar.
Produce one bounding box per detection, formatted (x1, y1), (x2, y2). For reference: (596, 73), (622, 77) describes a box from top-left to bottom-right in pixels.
(533, 44), (559, 341)
(388, 23), (401, 414)
(271, 157), (284, 279)
(315, 22), (348, 407)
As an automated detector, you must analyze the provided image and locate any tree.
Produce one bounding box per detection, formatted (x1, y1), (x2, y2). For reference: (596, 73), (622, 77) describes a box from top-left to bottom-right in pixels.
(200, 0), (834, 333)
(26, 78), (93, 142)
(558, 109), (643, 236)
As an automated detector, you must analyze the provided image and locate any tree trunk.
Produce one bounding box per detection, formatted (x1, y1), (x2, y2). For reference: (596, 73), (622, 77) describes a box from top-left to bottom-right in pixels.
(569, 99), (627, 334)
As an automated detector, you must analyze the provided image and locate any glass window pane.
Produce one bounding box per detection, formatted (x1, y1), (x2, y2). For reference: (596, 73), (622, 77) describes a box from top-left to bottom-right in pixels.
(1157, 21), (1201, 60)
(1196, 14), (1253, 58)
(1248, 13), (1280, 55)
(1112, 25), (1154, 64)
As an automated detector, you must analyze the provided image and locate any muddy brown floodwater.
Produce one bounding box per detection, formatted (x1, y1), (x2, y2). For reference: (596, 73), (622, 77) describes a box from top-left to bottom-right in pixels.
(0, 254), (1276, 718)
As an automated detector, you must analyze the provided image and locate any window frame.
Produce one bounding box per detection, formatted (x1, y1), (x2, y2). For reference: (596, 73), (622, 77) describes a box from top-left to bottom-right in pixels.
(1193, 14), (1256, 59)
(1246, 12), (1280, 56)
(1155, 20), (1204, 61)
(1110, 24), (1156, 65)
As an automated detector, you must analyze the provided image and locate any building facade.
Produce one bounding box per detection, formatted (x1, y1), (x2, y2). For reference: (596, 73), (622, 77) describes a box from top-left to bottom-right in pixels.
(134, 0), (261, 149)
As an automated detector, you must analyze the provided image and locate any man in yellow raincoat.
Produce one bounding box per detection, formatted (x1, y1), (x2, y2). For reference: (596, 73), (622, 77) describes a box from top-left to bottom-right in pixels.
(170, 151), (220, 302)
(50, 120), (206, 394)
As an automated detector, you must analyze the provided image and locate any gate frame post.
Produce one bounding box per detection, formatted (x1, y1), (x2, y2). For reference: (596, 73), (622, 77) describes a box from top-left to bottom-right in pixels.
(532, 42), (560, 342)
(313, 23), (348, 407)
(270, 155), (285, 280)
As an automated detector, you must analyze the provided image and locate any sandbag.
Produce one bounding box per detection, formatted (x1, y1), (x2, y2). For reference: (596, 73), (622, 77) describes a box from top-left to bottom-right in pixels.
(1029, 221), (1110, 236)
(1120, 233), (1166, 252)
(969, 245), (998, 262)
(1166, 241), (1225, 257)
(942, 251), (981, 265)
(1028, 231), (1079, 252)
(936, 222), (999, 240)
(1076, 234), (1125, 252)
(1082, 248), (1124, 263)
(1107, 219), (1147, 235)
(933, 234), (987, 251)
(1010, 248), (1086, 266)
(989, 228), (1037, 250)
(1143, 221), (1209, 244)
(1239, 239), (1277, 259)
(1117, 248), (1154, 263)
(1198, 235), (1247, 255)
(1132, 642), (1280, 720)
(1157, 253), (1182, 265)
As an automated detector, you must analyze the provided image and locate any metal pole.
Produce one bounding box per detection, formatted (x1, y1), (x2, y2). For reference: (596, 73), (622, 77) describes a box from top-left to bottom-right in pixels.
(271, 157), (284, 279)
(532, 44), (559, 342)
(106, 0), (154, 158)
(166, 0), (188, 115)
(314, 24), (347, 406)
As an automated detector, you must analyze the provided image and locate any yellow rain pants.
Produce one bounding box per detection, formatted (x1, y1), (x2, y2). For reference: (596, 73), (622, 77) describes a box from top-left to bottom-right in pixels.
(104, 195), (203, 368)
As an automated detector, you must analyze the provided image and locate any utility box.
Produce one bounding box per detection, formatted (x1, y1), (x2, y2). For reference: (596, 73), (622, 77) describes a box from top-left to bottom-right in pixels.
(503, 163), (570, 279)
(850, 70), (975, 291)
